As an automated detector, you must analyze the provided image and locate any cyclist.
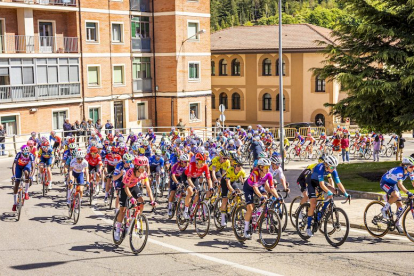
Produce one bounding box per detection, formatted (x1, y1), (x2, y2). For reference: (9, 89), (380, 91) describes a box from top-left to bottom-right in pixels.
(168, 154), (190, 216)
(269, 155), (290, 192)
(104, 146), (122, 204)
(11, 145), (35, 210)
(305, 155), (350, 237)
(149, 149), (165, 195)
(305, 133), (316, 154)
(68, 151), (89, 204)
(63, 143), (78, 176)
(220, 157), (246, 227)
(209, 150), (231, 190)
(146, 128), (156, 145)
(294, 132), (305, 146)
(126, 131), (138, 147)
(50, 131), (62, 153)
(85, 146), (103, 192)
(112, 153), (135, 214)
(380, 157), (414, 233)
(38, 141), (54, 190)
(114, 156), (149, 241)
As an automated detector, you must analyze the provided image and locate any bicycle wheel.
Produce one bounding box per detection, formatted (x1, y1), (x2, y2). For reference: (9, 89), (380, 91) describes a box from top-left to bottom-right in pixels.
(402, 207), (414, 243)
(109, 187), (114, 210)
(324, 207), (349, 247)
(364, 149), (372, 160)
(271, 200), (288, 232)
(129, 214), (149, 254)
(232, 205), (247, 242)
(310, 150), (317, 161)
(349, 145), (356, 154)
(89, 183), (94, 206)
(299, 151), (306, 161)
(16, 189), (23, 222)
(68, 192), (74, 219)
(112, 210), (126, 246)
(289, 196), (302, 228)
(176, 199), (189, 231)
(363, 201), (390, 238)
(194, 202), (210, 238)
(73, 193), (81, 225)
(258, 209), (282, 250)
(295, 203), (311, 241)
(213, 196), (224, 230)
(169, 201), (177, 220)
(385, 147), (393, 157)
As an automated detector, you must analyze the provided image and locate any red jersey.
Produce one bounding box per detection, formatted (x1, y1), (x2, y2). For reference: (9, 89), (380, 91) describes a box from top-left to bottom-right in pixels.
(185, 162), (210, 179)
(105, 154), (122, 167)
(85, 153), (102, 166)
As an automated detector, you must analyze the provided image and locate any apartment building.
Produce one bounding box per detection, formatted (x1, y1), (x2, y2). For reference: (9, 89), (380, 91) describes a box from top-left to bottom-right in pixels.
(211, 24), (346, 133)
(0, 0), (211, 135)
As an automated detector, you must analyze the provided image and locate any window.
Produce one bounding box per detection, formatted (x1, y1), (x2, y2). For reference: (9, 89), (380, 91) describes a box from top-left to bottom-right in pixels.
(232, 93), (241, 110)
(211, 61), (215, 76)
(89, 108), (100, 123)
(315, 75), (326, 92)
(37, 58), (79, 84)
(231, 59), (240, 76)
(87, 66), (100, 86)
(315, 114), (325, 127)
(219, 59), (227, 76)
(131, 17), (150, 38)
(188, 62), (200, 81)
(113, 65), (125, 85)
(219, 92), (228, 109)
(190, 103), (200, 120)
(133, 57), (151, 79)
(52, 110), (67, 130)
(276, 93), (286, 111)
(137, 102), (147, 120)
(187, 22), (199, 40)
(111, 23), (123, 43)
(276, 59), (286, 76)
(86, 22), (98, 42)
(211, 94), (215, 109)
(263, 93), (271, 110)
(1, 115), (17, 135)
(263, 58), (271, 76)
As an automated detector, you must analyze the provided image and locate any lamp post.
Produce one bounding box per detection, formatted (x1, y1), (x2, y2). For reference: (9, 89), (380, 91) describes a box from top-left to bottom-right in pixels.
(177, 29), (206, 61)
(278, 0), (285, 170)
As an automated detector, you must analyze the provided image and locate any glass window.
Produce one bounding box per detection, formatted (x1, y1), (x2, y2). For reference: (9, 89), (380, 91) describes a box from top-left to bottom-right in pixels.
(37, 58), (47, 64)
(315, 75), (326, 92)
(89, 108), (100, 123)
(137, 102), (146, 120)
(22, 59), (33, 64)
(88, 66), (99, 86)
(219, 92), (228, 109)
(22, 67), (34, 84)
(37, 65), (48, 84)
(59, 65), (69, 83)
(59, 58), (68, 65)
(231, 59), (240, 76)
(52, 110), (67, 130)
(47, 58), (57, 64)
(276, 93), (286, 111)
(48, 66), (58, 83)
(211, 61), (215, 76)
(219, 59), (227, 76)
(69, 66), (79, 82)
(190, 103), (199, 120)
(1, 115), (17, 135)
(211, 94), (215, 109)
(131, 17), (150, 38)
(112, 23), (123, 42)
(187, 22), (199, 40)
(189, 62), (200, 81)
(232, 93), (241, 110)
(86, 22), (98, 42)
(263, 58), (271, 76)
(263, 93), (271, 110)
(10, 67), (22, 85)
(113, 66), (124, 85)
(133, 57), (151, 79)
(276, 59), (286, 76)
(10, 59), (21, 65)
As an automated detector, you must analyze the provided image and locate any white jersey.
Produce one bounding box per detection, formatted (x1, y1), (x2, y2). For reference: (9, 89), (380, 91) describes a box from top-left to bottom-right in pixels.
(70, 159), (88, 173)
(269, 166), (285, 184)
(234, 139), (242, 148)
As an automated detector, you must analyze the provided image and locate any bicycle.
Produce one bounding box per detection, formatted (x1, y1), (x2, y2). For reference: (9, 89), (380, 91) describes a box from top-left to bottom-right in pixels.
(13, 176), (28, 222)
(67, 181), (82, 225)
(38, 163), (48, 197)
(86, 169), (99, 206)
(289, 188), (327, 229)
(364, 197), (414, 242)
(295, 194), (351, 247)
(169, 183), (186, 220)
(269, 189), (289, 232)
(213, 187), (245, 231)
(232, 198), (282, 250)
(149, 171), (160, 204)
(106, 172), (116, 210)
(112, 201), (149, 254)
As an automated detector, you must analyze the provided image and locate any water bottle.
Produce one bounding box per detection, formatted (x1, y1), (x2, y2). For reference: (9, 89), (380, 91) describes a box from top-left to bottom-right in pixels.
(317, 211), (322, 222)
(256, 207), (263, 219)
(396, 207), (403, 218)
(252, 212), (258, 225)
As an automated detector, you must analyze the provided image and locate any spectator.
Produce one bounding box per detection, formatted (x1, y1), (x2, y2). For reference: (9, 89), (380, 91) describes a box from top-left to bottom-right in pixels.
(81, 120), (87, 141)
(0, 124), (6, 156)
(341, 134), (350, 163)
(73, 120), (81, 143)
(176, 118), (185, 136)
(190, 110), (197, 120)
(63, 119), (72, 137)
(316, 118), (324, 127)
(373, 135), (381, 162)
(86, 119), (94, 136)
(397, 136), (406, 161)
(95, 119), (102, 133)
(332, 134), (341, 161)
(105, 120), (113, 135)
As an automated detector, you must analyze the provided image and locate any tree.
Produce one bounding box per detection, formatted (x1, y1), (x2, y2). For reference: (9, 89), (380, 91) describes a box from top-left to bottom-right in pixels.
(313, 0), (414, 136)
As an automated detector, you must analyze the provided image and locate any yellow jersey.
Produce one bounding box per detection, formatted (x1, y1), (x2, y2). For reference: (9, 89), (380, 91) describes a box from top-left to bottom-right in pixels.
(225, 167), (247, 182)
(209, 156), (230, 172)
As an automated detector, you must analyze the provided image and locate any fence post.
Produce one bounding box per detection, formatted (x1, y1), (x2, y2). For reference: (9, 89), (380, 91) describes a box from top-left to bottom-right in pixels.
(13, 135), (17, 154)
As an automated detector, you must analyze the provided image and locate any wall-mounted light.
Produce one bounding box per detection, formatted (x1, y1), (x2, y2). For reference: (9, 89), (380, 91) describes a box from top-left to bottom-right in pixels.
(30, 108), (38, 113)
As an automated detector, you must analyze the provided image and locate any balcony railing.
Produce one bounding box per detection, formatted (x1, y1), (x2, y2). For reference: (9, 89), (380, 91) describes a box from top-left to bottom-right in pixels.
(133, 79), (152, 92)
(130, 0), (150, 12)
(131, 37), (151, 52)
(6, 0), (77, 6)
(0, 35), (78, 54)
(0, 83), (80, 103)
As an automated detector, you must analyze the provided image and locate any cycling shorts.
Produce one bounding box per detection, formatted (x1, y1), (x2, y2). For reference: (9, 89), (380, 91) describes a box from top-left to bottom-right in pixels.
(169, 174), (187, 191)
(221, 180), (243, 198)
(380, 181), (401, 200)
(107, 165), (115, 175)
(150, 164), (161, 174)
(53, 142), (60, 150)
(243, 181), (265, 205)
(297, 169), (311, 193)
(88, 164), (101, 173)
(305, 176), (320, 199)
(72, 171), (85, 185)
(40, 156), (53, 166)
(15, 164), (31, 179)
(119, 185), (143, 207)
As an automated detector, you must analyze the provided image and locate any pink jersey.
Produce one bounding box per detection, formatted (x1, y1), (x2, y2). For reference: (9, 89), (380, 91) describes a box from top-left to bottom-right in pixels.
(122, 168), (148, 188)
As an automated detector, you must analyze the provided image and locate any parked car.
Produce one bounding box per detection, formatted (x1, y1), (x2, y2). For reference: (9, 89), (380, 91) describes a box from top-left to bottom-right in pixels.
(284, 122), (317, 131)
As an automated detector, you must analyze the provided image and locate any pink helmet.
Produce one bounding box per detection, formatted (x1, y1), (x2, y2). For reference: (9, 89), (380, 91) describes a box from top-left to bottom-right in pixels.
(134, 156), (148, 166)
(27, 140), (34, 146)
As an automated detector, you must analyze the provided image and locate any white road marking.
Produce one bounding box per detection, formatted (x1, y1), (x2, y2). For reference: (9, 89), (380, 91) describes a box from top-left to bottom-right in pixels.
(92, 208), (283, 276)
(349, 228), (410, 241)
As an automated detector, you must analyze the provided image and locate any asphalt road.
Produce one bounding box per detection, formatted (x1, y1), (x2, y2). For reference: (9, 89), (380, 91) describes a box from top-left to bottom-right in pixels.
(1, 154), (414, 276)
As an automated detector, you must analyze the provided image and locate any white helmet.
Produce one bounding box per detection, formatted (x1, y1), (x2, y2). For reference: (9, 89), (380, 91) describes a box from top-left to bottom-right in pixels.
(324, 155), (339, 167)
(180, 154), (190, 162)
(229, 139), (234, 145)
(76, 151), (85, 159)
(402, 157), (414, 166)
(247, 133), (252, 138)
(248, 126), (252, 129)
(257, 158), (271, 167)
(118, 136), (124, 142)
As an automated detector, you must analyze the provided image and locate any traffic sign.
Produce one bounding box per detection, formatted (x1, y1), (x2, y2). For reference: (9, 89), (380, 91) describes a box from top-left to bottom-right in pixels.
(219, 114), (226, 122)
(219, 104), (226, 113)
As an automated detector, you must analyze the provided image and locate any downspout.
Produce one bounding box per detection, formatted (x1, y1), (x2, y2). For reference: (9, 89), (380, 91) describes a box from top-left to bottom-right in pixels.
(108, 0), (114, 123)
(151, 0), (158, 126)
(78, 0), (85, 120)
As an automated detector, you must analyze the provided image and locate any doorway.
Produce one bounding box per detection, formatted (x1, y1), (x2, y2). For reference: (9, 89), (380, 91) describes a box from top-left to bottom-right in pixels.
(39, 21), (54, 53)
(114, 101), (124, 132)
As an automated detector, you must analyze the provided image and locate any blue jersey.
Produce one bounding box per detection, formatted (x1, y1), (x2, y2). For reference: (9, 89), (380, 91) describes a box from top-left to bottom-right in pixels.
(62, 150), (71, 160)
(227, 144), (237, 151)
(114, 161), (133, 177)
(39, 147), (53, 159)
(144, 147), (152, 158)
(296, 135), (305, 144)
(100, 150), (107, 160)
(311, 163), (340, 184)
(381, 166), (414, 185)
(169, 153), (178, 165)
(149, 155), (165, 166)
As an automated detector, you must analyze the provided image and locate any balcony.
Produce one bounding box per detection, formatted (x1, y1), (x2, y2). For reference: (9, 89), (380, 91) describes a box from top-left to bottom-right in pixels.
(130, 0), (150, 12)
(0, 83), (80, 103)
(133, 79), (152, 92)
(0, 35), (78, 54)
(131, 37), (151, 52)
(4, 0), (77, 6)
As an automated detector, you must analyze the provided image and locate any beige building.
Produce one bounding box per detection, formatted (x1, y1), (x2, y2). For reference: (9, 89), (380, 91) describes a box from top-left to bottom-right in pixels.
(211, 24), (345, 132)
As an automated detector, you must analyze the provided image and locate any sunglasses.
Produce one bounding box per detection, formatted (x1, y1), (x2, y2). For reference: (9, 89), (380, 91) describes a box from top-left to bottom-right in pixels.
(235, 164), (242, 167)
(125, 160), (132, 164)
(222, 158), (228, 160)
(263, 165), (270, 169)
(408, 166), (414, 169)
(77, 158), (83, 161)
(328, 166), (336, 170)
(181, 161), (188, 164)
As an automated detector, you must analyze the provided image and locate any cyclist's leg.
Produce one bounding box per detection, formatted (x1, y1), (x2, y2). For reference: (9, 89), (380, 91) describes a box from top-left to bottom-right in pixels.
(306, 178), (318, 230)
(23, 166), (30, 195)
(243, 181), (254, 234)
(13, 166), (23, 207)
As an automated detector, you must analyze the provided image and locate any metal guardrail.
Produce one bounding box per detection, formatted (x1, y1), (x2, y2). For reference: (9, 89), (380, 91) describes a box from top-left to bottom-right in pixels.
(0, 35), (78, 54)
(4, 0), (77, 6)
(133, 78), (152, 92)
(130, 0), (150, 12)
(131, 37), (151, 52)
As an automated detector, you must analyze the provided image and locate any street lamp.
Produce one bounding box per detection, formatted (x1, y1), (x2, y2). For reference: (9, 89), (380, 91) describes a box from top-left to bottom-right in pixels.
(177, 29), (206, 61)
(278, 0), (285, 170)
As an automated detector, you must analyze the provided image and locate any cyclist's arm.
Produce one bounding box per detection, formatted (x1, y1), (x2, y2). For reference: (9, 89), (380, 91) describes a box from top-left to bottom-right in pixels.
(226, 178), (234, 193)
(187, 177), (195, 189)
(12, 160), (16, 176)
(112, 171), (123, 181)
(124, 186), (133, 198)
(397, 180), (410, 195)
(69, 167), (74, 182)
(253, 186), (265, 198)
(172, 174), (179, 184)
(85, 166), (90, 182)
(30, 161), (35, 177)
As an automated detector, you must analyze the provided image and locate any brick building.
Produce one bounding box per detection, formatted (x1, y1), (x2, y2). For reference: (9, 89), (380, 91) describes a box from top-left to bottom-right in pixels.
(211, 24), (346, 132)
(0, 0), (212, 135)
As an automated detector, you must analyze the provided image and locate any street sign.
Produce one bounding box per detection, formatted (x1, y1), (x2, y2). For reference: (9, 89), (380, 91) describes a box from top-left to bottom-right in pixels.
(219, 114), (226, 122)
(219, 104), (226, 113)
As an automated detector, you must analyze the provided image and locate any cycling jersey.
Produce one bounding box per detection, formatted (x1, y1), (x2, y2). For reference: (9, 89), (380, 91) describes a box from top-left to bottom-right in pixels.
(70, 159), (88, 173)
(49, 135), (61, 144)
(169, 153), (178, 165)
(15, 152), (35, 166)
(185, 162), (210, 179)
(122, 168), (148, 188)
(149, 155), (165, 167)
(104, 154), (122, 167)
(225, 167), (246, 182)
(85, 153), (102, 166)
(269, 166), (285, 184)
(381, 166), (414, 185)
(38, 147), (53, 159)
(171, 162), (187, 176)
(209, 156), (230, 172)
(310, 163), (340, 184)
(247, 168), (273, 188)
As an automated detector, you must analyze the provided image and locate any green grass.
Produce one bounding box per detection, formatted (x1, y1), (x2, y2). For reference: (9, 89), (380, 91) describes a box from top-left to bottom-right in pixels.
(338, 161), (414, 194)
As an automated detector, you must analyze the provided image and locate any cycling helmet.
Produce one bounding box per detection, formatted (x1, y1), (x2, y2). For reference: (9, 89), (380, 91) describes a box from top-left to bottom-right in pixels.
(123, 153), (134, 162)
(324, 155), (338, 167)
(90, 146), (98, 153)
(75, 151), (85, 159)
(31, 131), (36, 137)
(228, 139), (235, 145)
(131, 144), (139, 151)
(195, 152), (206, 161)
(164, 141), (171, 147)
(233, 157), (243, 166)
(248, 126), (252, 129)
(318, 154), (326, 163)
(69, 143), (77, 150)
(148, 128), (153, 132)
(258, 152), (268, 159)
(219, 149), (230, 158)
(119, 142), (126, 148)
(21, 145), (29, 154)
(257, 158), (271, 167)
(112, 147), (120, 153)
(90, 141), (97, 147)
(402, 156), (414, 166)
(134, 156), (149, 166)
(143, 140), (149, 146)
(180, 154), (190, 162)
(155, 149), (162, 156)
(42, 141), (50, 147)
(107, 133), (114, 141)
(270, 155), (282, 165)
(138, 148), (145, 154)
(50, 131), (56, 136)
(229, 151), (237, 160)
(247, 133), (252, 138)
(129, 132), (135, 137)
(272, 152), (281, 157)
(97, 143), (103, 149)
(118, 136), (125, 142)
(175, 139), (181, 145)
(104, 140), (110, 145)
(68, 137), (75, 144)
(234, 135), (239, 140)
(27, 140), (34, 147)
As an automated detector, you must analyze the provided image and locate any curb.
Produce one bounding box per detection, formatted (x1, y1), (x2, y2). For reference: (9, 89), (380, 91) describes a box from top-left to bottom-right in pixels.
(347, 190), (408, 201)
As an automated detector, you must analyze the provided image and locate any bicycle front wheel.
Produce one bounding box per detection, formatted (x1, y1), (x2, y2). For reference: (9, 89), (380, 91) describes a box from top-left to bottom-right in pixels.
(232, 205), (247, 242)
(129, 214), (149, 254)
(402, 207), (414, 243)
(295, 203), (311, 241)
(73, 193), (81, 225)
(271, 200), (288, 232)
(194, 202), (210, 238)
(364, 201), (390, 238)
(258, 209), (282, 250)
(176, 199), (189, 231)
(89, 183), (94, 206)
(112, 210), (126, 246)
(289, 196), (302, 228)
(213, 196), (224, 230)
(16, 189), (23, 222)
(324, 207), (349, 247)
